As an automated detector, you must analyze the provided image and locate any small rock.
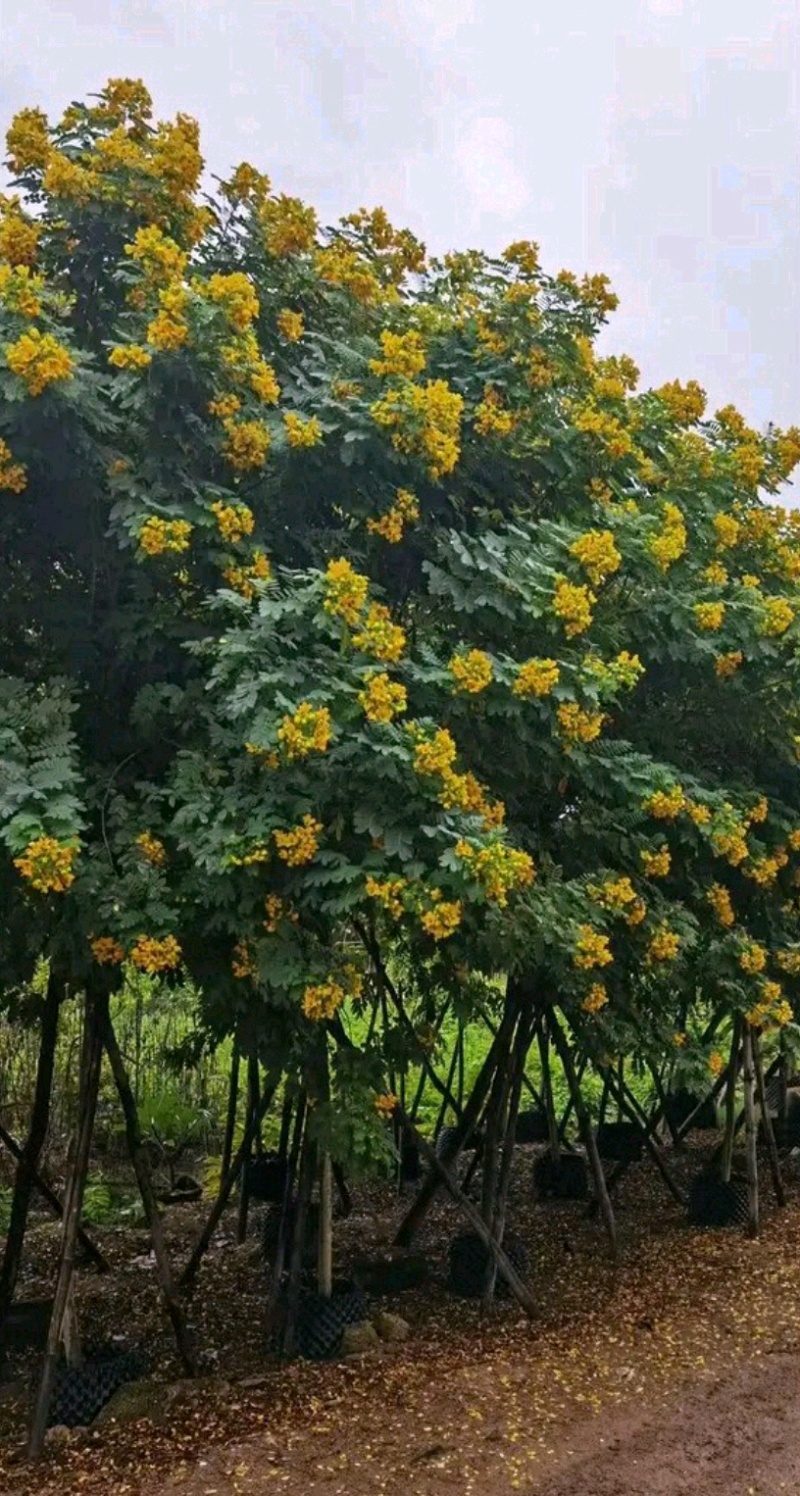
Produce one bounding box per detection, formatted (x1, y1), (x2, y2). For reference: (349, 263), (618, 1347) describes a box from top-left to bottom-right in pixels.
(373, 1311), (410, 1344)
(44, 1425), (72, 1446)
(94, 1375), (232, 1428)
(341, 1321), (381, 1356)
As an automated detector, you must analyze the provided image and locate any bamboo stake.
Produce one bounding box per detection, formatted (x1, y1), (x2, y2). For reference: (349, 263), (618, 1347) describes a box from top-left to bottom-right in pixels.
(742, 1024), (759, 1238)
(753, 1030), (785, 1207)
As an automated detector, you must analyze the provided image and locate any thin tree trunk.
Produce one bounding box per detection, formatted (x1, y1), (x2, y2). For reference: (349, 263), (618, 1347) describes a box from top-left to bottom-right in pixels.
(180, 1070), (280, 1288)
(742, 1024), (759, 1238)
(29, 990), (103, 1459)
(265, 1094), (306, 1334)
(282, 1128), (315, 1358)
(483, 1011), (530, 1306)
(0, 970), (62, 1340)
(550, 1011), (617, 1259)
(607, 1073), (685, 1206)
(536, 1012), (561, 1164)
(720, 1017), (742, 1184)
(236, 1057), (258, 1245)
(102, 1008), (196, 1373)
(753, 1030), (785, 1207)
(318, 1154), (333, 1297)
(0, 1122), (108, 1273)
(557, 1053), (588, 1148)
(397, 1106), (537, 1317)
(219, 1047), (240, 1191)
(433, 1032), (462, 1141)
(393, 987), (519, 1248)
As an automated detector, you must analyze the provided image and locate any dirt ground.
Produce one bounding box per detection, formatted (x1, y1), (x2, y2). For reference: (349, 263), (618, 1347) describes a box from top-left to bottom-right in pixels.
(2, 1139), (799, 1496)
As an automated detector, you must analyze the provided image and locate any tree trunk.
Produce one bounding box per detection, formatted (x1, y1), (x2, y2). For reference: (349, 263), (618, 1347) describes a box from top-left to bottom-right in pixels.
(0, 969), (62, 1342)
(741, 1024), (759, 1238)
(102, 1007), (196, 1373)
(317, 1154), (333, 1298)
(720, 1017), (742, 1184)
(536, 1012), (561, 1164)
(265, 1094), (306, 1335)
(180, 1070), (280, 1288)
(393, 987), (519, 1248)
(29, 989), (103, 1459)
(219, 1047), (240, 1191)
(550, 1011), (617, 1259)
(282, 1127), (315, 1358)
(753, 1030), (785, 1207)
(0, 1122), (108, 1273)
(483, 1011), (530, 1306)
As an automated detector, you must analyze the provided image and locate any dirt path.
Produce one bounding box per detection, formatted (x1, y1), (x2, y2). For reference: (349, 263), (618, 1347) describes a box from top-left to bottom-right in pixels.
(146, 1349), (800, 1496)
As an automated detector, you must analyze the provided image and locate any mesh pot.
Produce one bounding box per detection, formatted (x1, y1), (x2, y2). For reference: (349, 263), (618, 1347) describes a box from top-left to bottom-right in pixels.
(664, 1088), (718, 1133)
(515, 1109), (550, 1145)
(687, 1169), (749, 1228)
(296, 1280), (368, 1361)
(596, 1121), (643, 1163)
(245, 1154), (288, 1204)
(44, 1346), (147, 1428)
(353, 1252), (428, 1295)
(533, 1152), (589, 1201)
(447, 1231), (528, 1299)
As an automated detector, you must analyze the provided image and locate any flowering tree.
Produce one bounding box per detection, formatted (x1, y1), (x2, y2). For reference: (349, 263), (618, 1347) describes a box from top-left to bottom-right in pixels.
(3, 78), (800, 1334)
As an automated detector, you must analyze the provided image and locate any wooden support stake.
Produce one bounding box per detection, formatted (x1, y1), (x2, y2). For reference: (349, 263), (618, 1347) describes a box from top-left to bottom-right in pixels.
(742, 1024), (759, 1239)
(753, 1031), (785, 1208)
(549, 1012), (617, 1259)
(0, 1122), (108, 1273)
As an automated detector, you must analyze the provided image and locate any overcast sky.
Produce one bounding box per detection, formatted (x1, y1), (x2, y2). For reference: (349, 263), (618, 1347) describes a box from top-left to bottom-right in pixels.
(3, 0), (798, 457)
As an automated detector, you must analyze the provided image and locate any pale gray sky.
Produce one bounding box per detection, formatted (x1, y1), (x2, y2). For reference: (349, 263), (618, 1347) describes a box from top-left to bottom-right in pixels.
(2, 0), (798, 453)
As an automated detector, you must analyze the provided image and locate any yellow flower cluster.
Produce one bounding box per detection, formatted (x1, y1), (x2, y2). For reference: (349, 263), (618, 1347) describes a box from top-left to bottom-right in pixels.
(5, 328), (74, 396)
(552, 577), (596, 638)
(261, 194), (318, 256)
(5, 105), (51, 172)
(647, 926), (681, 962)
(759, 597), (794, 637)
(582, 651), (644, 693)
(369, 329), (427, 378)
(702, 561), (728, 586)
(125, 224), (188, 284)
(222, 417), (270, 470)
(715, 651), (743, 678)
(0, 264), (43, 316)
(513, 658), (560, 698)
(223, 550), (272, 599)
(208, 393), (241, 420)
(421, 898), (463, 940)
(136, 831), (166, 866)
(455, 840), (535, 906)
(711, 824), (749, 868)
(146, 283), (189, 352)
(366, 875), (407, 918)
(373, 1092), (399, 1117)
(0, 437), (26, 493)
(0, 203), (40, 267)
(573, 925), (613, 970)
(746, 980), (792, 1031)
(643, 785), (684, 820)
(640, 847), (670, 877)
(205, 271), (259, 331)
(449, 649), (493, 694)
(713, 512), (741, 550)
(263, 893), (298, 933)
(572, 403), (633, 459)
(708, 1051), (726, 1078)
(274, 814), (323, 866)
(556, 702), (605, 745)
(284, 412), (322, 448)
(438, 769), (502, 828)
(139, 516), (192, 556)
(746, 797), (768, 825)
(694, 601), (726, 632)
(251, 358), (281, 404)
(315, 243), (383, 303)
(358, 672), (407, 723)
(738, 941), (766, 975)
(277, 702), (332, 760)
(352, 603), (406, 662)
(129, 934), (182, 973)
(707, 883), (735, 927)
(413, 727), (457, 777)
(788, 830), (800, 851)
(276, 308), (305, 342)
(569, 529), (621, 587)
(371, 378), (464, 479)
(582, 982), (608, 1014)
(655, 379), (706, 424)
(367, 487), (420, 543)
(13, 836), (77, 893)
(211, 501), (254, 544)
(731, 443), (763, 490)
(587, 876), (637, 913)
(323, 557), (370, 627)
(108, 343), (152, 371)
(302, 979), (347, 1021)
(776, 949), (800, 975)
(648, 502), (687, 572)
(473, 386), (516, 437)
(90, 936), (125, 966)
(743, 850), (788, 886)
(232, 941), (257, 979)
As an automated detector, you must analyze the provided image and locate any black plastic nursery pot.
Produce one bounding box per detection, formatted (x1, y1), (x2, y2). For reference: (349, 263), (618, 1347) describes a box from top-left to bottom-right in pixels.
(514, 1108), (550, 1145)
(245, 1153), (288, 1204)
(687, 1169), (749, 1228)
(663, 1088), (718, 1133)
(352, 1251), (428, 1295)
(44, 1345), (147, 1428)
(447, 1231), (528, 1300)
(434, 1125), (484, 1160)
(532, 1151), (589, 1201)
(595, 1120), (643, 1163)
(296, 1280), (368, 1361)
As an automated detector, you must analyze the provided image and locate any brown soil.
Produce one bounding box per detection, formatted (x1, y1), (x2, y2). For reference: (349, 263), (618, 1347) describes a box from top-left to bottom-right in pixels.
(1, 1139), (799, 1495)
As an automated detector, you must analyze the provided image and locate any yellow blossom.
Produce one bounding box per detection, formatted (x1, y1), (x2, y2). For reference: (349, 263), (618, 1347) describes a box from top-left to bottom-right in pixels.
(647, 926), (681, 962)
(739, 941), (766, 975)
(208, 393), (241, 419)
(694, 601), (726, 631)
(713, 512), (741, 550)
(250, 359), (281, 404)
(0, 437), (26, 493)
(707, 884), (735, 928)
(449, 649), (493, 694)
(587, 876), (637, 913)
(413, 727), (458, 777)
(776, 949), (800, 975)
(473, 386), (516, 437)
(205, 271), (259, 331)
(366, 876), (407, 918)
(223, 550), (272, 599)
(0, 209), (40, 267)
(13, 836), (77, 893)
(569, 529), (621, 587)
(130, 934), (181, 973)
(211, 500), (254, 544)
(5, 106), (51, 172)
(277, 702), (332, 760)
(640, 846), (670, 877)
(702, 561), (728, 587)
(108, 343), (152, 371)
(552, 577), (596, 638)
(513, 658), (560, 698)
(573, 925), (613, 970)
(90, 936), (125, 966)
(371, 378), (463, 478)
(302, 979), (347, 1021)
(582, 983), (608, 1014)
(232, 941), (257, 980)
(648, 502), (687, 572)
(222, 417), (270, 471)
(556, 702), (605, 745)
(276, 308), (305, 342)
(135, 831), (166, 867)
(138, 516), (192, 556)
(708, 1051), (725, 1078)
(323, 557), (369, 627)
(455, 840), (535, 906)
(643, 786), (684, 819)
(284, 412), (322, 448)
(359, 672), (407, 724)
(715, 651), (743, 678)
(5, 328), (73, 396)
(352, 603), (406, 662)
(262, 194), (318, 256)
(374, 1092), (399, 1117)
(655, 379), (706, 424)
(274, 814), (323, 866)
(626, 898), (647, 928)
(760, 597), (794, 637)
(369, 329), (427, 378)
(421, 899), (462, 940)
